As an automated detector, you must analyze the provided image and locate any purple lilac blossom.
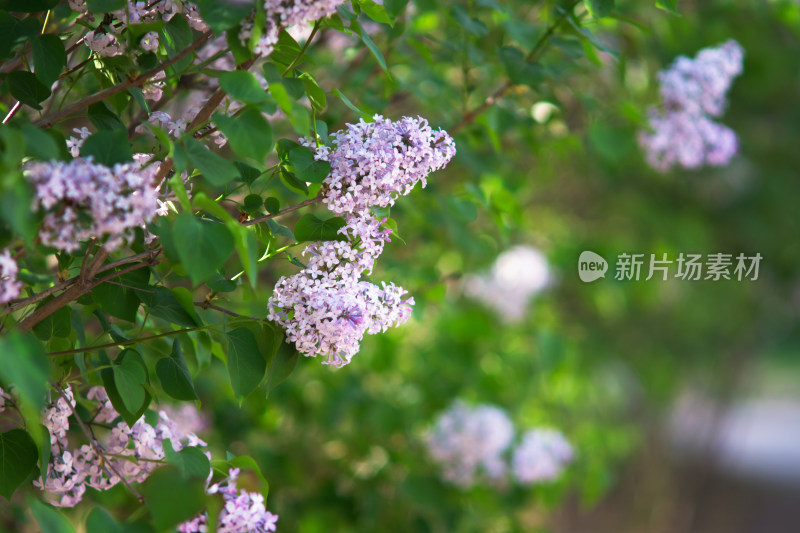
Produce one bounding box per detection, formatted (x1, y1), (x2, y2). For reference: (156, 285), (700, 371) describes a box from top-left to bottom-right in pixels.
(639, 40), (744, 172)
(511, 428), (574, 485)
(0, 250), (22, 304)
(31, 385), (208, 507)
(425, 402), (515, 488)
(25, 157), (162, 252)
(179, 468), (279, 533)
(267, 116), (455, 367)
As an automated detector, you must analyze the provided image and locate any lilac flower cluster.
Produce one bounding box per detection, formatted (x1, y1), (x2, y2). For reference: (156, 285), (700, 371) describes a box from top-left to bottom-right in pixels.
(25, 157), (161, 252)
(308, 115), (457, 216)
(639, 40), (744, 171)
(179, 468), (279, 533)
(241, 0), (346, 58)
(464, 245), (551, 323)
(267, 116), (455, 367)
(426, 402), (515, 487)
(30, 386), (206, 507)
(511, 428), (574, 484)
(426, 401), (574, 488)
(69, 0), (208, 57)
(0, 250), (22, 304)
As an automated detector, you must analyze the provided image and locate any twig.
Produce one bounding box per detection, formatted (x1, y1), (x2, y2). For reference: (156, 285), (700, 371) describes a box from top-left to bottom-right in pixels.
(282, 20), (321, 76)
(449, 1), (580, 135)
(2, 102), (22, 125)
(194, 301), (259, 320)
(35, 30), (213, 129)
(48, 322), (231, 357)
(241, 194), (322, 226)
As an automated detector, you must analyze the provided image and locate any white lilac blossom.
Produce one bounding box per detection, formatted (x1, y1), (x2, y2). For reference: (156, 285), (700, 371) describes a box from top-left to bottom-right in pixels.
(179, 468), (279, 533)
(25, 157), (161, 252)
(464, 245), (551, 322)
(0, 250), (22, 305)
(304, 115), (457, 216)
(66, 127), (91, 157)
(140, 31), (160, 52)
(639, 40), (744, 172)
(425, 402), (515, 488)
(268, 116), (454, 367)
(33, 386), (207, 507)
(511, 428), (574, 485)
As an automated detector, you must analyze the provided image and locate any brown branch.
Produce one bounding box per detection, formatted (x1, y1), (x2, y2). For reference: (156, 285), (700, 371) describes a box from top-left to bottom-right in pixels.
(15, 249), (165, 332)
(241, 194), (322, 226)
(449, 1), (580, 135)
(35, 30), (213, 129)
(194, 301), (259, 320)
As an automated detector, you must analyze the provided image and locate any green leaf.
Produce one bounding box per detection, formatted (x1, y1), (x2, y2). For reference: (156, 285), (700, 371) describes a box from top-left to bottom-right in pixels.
(359, 0), (393, 25)
(264, 197), (280, 214)
(268, 81), (293, 115)
(0, 332), (48, 416)
(266, 337), (299, 396)
(299, 72), (326, 112)
(90, 266), (150, 322)
(0, 430), (38, 500)
(236, 162), (262, 184)
(88, 102), (125, 131)
(182, 137), (240, 187)
(163, 440), (210, 479)
(140, 286), (201, 327)
(0, 180), (35, 244)
(242, 194), (264, 213)
(213, 106), (274, 162)
(293, 213), (347, 242)
(156, 339), (198, 401)
(193, 0), (255, 34)
(279, 167), (308, 195)
(8, 71), (51, 110)
(32, 34), (66, 86)
(585, 0), (614, 18)
(450, 5), (488, 37)
(27, 497), (76, 533)
(101, 349), (151, 427)
(113, 352), (148, 415)
(20, 123), (60, 161)
(655, 0), (679, 14)
(228, 454), (269, 495)
(32, 305), (71, 341)
(384, 0), (410, 19)
(226, 327), (267, 399)
(86, 0), (126, 11)
(220, 71), (270, 104)
(161, 14), (193, 73)
(85, 508), (123, 533)
(173, 214), (235, 285)
(266, 219), (295, 241)
(287, 145), (331, 183)
(333, 88), (369, 119)
(143, 466), (206, 531)
(354, 23), (389, 74)
(0, 13), (39, 62)
(80, 129), (133, 166)
(207, 273), (236, 292)
(500, 46), (547, 87)
(38, 424), (50, 487)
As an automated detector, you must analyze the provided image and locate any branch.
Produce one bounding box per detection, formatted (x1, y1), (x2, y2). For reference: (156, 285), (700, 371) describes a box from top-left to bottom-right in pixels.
(241, 194), (322, 226)
(449, 1), (580, 135)
(48, 321), (231, 357)
(34, 30), (213, 129)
